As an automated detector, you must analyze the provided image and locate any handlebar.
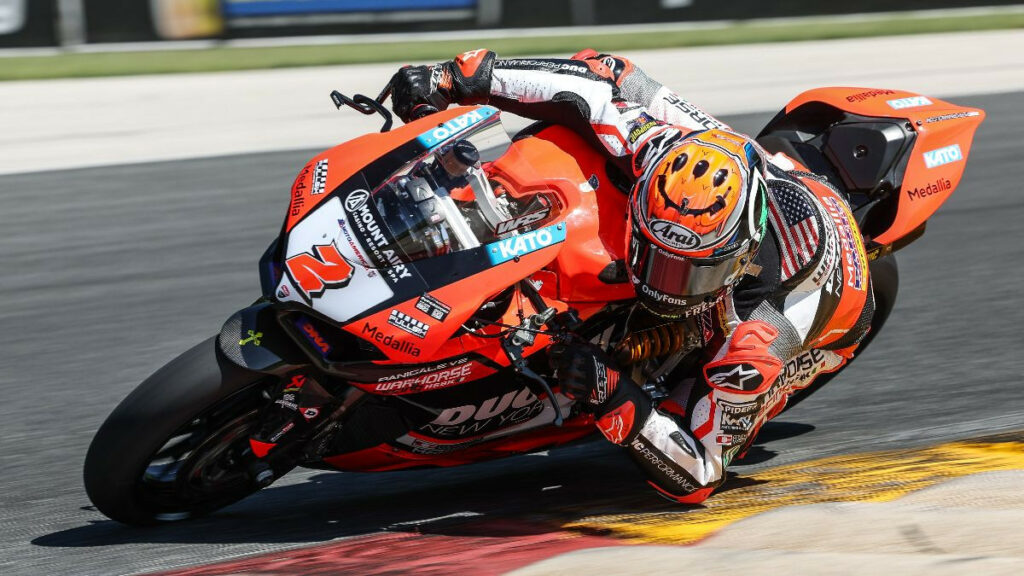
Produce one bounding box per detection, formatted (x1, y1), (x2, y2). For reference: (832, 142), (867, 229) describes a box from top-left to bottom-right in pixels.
(330, 77), (443, 132)
(330, 85), (394, 132)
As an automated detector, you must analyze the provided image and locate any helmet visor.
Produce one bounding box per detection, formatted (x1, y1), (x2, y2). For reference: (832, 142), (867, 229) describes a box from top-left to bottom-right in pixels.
(629, 225), (751, 312)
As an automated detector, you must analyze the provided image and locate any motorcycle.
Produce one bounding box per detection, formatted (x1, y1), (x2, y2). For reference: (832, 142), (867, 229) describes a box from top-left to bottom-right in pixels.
(84, 83), (984, 524)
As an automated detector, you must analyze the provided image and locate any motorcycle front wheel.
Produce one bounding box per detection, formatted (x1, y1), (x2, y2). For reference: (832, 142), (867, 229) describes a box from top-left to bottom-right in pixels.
(83, 337), (290, 525)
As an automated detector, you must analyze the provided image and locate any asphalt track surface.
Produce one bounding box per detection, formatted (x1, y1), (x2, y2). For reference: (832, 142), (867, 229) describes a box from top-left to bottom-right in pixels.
(1, 91), (1022, 575)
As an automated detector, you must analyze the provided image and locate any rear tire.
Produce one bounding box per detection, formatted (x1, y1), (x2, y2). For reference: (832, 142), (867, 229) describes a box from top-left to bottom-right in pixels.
(84, 337), (287, 525)
(782, 254), (899, 412)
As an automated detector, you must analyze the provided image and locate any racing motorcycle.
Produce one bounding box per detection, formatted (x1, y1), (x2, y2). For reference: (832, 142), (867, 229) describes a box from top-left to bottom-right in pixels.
(84, 83), (984, 524)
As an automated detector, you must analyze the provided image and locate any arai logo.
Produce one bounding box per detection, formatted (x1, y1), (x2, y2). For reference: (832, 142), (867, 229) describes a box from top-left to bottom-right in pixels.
(344, 189), (370, 212)
(649, 219), (701, 250)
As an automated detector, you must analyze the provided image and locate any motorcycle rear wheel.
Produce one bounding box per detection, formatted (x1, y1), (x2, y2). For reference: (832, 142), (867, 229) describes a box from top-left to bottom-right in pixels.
(782, 253), (899, 412)
(84, 337), (289, 525)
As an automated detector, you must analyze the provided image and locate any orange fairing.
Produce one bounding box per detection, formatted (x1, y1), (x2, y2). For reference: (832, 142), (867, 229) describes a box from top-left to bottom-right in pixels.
(344, 236), (567, 363)
(488, 127), (636, 303)
(284, 107), (481, 233)
(783, 87), (985, 246)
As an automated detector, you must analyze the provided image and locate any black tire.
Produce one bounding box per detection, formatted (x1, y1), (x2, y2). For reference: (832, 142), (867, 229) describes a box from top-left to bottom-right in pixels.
(83, 336), (286, 525)
(782, 253), (899, 412)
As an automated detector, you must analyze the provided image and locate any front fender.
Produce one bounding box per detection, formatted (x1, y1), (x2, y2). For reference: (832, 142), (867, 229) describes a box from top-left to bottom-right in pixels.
(217, 301), (306, 374)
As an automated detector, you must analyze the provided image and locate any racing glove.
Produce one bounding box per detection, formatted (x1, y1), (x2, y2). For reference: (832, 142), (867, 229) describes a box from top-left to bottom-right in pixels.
(389, 49), (496, 122)
(550, 341), (651, 445)
(549, 341), (622, 408)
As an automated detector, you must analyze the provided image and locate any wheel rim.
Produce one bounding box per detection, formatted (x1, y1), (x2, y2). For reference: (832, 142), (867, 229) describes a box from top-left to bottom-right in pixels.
(137, 383), (271, 520)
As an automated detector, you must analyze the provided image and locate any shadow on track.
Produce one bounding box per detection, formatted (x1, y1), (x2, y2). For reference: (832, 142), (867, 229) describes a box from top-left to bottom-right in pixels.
(33, 421), (814, 549)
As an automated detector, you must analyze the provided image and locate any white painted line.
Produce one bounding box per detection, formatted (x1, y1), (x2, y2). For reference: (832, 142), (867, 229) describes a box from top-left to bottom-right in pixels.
(388, 511), (483, 528)
(1, 5), (1023, 58)
(1, 30), (1021, 176)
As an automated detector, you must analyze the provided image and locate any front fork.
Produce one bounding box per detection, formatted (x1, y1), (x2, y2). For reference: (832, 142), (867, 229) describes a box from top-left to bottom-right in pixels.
(217, 301), (356, 486)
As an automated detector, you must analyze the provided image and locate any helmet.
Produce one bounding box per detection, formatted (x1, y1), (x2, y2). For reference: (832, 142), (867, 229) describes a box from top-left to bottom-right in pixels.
(627, 129), (767, 318)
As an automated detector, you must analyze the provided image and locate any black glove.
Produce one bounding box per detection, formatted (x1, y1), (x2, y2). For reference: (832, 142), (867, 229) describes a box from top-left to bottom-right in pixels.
(549, 341), (622, 410)
(389, 65), (448, 123)
(389, 50), (496, 123)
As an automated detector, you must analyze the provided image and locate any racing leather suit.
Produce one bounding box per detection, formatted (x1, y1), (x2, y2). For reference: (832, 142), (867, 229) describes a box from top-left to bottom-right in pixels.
(402, 49), (875, 502)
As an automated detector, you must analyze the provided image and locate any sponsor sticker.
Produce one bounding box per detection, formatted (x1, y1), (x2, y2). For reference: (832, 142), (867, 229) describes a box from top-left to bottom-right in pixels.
(372, 360), (493, 394)
(822, 196), (867, 291)
(626, 112), (660, 144)
(416, 106), (498, 148)
(290, 163), (311, 217)
(295, 317), (331, 355)
(362, 322), (421, 357)
(782, 349), (844, 391)
(486, 224), (566, 265)
(662, 92), (726, 130)
(923, 144), (963, 169)
(311, 159), (328, 195)
(630, 436), (700, 492)
(388, 310), (429, 339)
(500, 60), (588, 75)
(718, 399), (759, 436)
(415, 293), (451, 321)
(907, 178), (952, 201)
(649, 219), (701, 250)
(924, 111), (980, 123)
(343, 188), (414, 286)
(420, 386), (545, 438)
(495, 207), (550, 235)
(845, 89), (895, 103)
(886, 96), (932, 110)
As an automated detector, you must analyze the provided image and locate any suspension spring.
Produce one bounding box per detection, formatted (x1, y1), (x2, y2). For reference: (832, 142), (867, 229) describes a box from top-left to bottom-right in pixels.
(615, 322), (689, 366)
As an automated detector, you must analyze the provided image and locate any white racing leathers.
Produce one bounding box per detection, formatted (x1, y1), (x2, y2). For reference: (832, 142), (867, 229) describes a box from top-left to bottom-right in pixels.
(464, 49), (874, 502)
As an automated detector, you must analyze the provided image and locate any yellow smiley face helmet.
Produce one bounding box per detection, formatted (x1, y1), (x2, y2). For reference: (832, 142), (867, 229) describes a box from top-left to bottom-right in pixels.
(627, 129), (768, 318)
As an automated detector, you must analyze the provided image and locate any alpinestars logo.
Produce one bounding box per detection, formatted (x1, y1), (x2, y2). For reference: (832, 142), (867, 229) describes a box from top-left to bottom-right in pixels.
(706, 363), (764, 392)
(311, 159), (328, 195)
(388, 310), (428, 339)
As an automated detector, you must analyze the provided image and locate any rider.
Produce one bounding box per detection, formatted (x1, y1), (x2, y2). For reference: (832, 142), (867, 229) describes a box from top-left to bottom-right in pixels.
(388, 49), (875, 503)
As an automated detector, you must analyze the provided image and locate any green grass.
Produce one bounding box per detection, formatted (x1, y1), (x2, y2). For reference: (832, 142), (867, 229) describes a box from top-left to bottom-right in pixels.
(2, 12), (1023, 81)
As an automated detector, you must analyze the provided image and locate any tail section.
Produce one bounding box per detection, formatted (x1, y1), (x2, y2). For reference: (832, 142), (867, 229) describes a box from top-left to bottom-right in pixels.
(757, 87), (984, 254)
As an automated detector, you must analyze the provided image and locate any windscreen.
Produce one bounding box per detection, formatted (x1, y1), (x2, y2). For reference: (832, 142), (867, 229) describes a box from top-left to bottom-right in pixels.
(364, 116), (559, 264)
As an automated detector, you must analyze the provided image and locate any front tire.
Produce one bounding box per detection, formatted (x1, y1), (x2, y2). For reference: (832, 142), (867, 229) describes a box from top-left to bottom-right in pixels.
(84, 337), (286, 525)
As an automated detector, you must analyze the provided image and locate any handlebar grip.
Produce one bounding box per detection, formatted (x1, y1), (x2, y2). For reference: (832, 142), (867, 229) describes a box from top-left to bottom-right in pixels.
(409, 104), (439, 120)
